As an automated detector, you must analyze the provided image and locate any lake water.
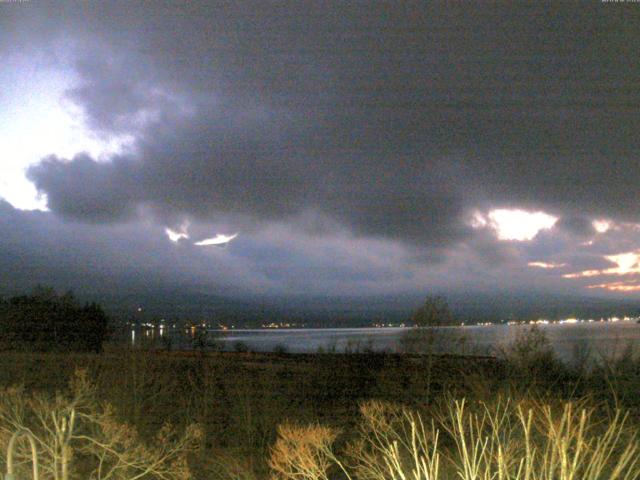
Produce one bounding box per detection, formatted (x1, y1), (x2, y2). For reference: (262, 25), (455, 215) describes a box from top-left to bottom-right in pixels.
(204, 321), (640, 363)
(133, 321), (640, 364)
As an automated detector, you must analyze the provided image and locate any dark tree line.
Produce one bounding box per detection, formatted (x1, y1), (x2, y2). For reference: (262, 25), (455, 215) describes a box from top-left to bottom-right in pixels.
(0, 287), (108, 352)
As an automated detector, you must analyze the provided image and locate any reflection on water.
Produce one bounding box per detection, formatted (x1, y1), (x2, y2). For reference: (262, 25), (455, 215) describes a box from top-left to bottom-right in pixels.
(127, 322), (640, 363)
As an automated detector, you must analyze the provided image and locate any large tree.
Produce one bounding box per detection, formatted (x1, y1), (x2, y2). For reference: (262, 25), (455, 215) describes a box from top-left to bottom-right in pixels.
(410, 295), (455, 327)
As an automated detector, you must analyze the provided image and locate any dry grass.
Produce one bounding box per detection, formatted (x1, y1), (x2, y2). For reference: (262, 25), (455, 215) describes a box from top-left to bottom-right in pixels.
(347, 401), (440, 480)
(269, 398), (640, 480)
(0, 349), (636, 480)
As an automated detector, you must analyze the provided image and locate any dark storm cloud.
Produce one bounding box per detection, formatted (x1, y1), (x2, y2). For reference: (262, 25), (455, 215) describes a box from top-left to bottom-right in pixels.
(554, 216), (596, 238)
(28, 155), (140, 222)
(23, 1), (640, 245)
(3, 1), (640, 299)
(67, 57), (167, 134)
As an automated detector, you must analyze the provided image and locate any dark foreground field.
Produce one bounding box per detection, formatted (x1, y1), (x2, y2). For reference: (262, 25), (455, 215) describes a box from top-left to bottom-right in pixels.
(0, 342), (638, 479)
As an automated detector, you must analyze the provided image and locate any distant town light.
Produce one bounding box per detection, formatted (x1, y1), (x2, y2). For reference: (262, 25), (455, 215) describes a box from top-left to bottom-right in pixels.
(559, 318), (578, 324)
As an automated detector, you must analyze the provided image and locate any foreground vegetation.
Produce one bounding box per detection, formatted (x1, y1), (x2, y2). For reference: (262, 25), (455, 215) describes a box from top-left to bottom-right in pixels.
(0, 327), (638, 479)
(271, 398), (639, 480)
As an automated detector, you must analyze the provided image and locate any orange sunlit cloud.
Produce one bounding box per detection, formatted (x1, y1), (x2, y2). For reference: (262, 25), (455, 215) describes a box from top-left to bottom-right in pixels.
(528, 261), (566, 269)
(587, 281), (640, 292)
(563, 251), (640, 279)
(563, 269), (605, 279)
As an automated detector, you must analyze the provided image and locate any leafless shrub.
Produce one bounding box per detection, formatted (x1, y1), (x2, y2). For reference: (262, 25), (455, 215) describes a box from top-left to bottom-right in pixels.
(346, 400), (440, 480)
(268, 423), (342, 480)
(0, 369), (201, 480)
(270, 397), (640, 480)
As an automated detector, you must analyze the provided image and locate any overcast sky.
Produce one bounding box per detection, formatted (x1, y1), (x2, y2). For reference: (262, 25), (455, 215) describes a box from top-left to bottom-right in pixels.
(1, 1), (639, 302)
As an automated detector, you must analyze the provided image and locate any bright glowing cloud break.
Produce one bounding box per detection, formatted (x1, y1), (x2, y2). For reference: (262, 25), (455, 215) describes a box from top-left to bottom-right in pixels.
(165, 228), (189, 243)
(194, 233), (238, 247)
(564, 251), (640, 279)
(473, 208), (558, 241)
(592, 219), (612, 234)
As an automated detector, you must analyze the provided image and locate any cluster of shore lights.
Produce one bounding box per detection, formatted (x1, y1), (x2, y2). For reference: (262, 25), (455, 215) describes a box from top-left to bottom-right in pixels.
(261, 322), (302, 329)
(504, 316), (636, 326)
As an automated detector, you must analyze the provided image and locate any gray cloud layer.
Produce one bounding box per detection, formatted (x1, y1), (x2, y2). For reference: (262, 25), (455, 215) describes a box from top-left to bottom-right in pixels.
(23, 3), (640, 231)
(2, 1), (640, 299)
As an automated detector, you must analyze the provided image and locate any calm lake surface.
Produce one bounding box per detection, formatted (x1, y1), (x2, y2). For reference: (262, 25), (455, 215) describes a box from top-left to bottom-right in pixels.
(134, 321), (640, 364)
(203, 322), (640, 362)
